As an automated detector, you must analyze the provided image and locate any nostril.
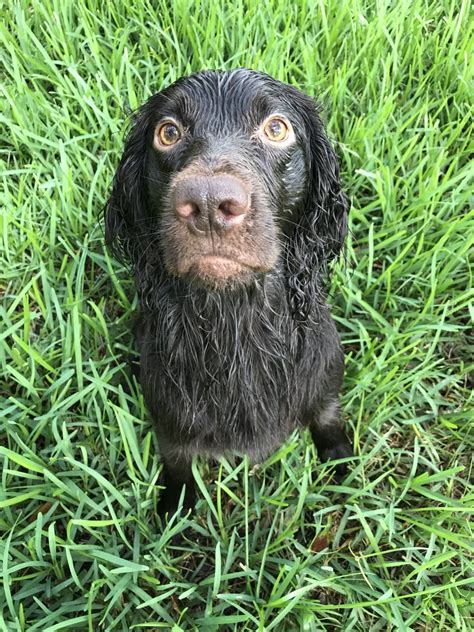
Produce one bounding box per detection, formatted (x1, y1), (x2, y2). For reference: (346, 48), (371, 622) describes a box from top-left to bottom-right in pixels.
(218, 200), (237, 218)
(176, 201), (200, 220)
(217, 198), (249, 220)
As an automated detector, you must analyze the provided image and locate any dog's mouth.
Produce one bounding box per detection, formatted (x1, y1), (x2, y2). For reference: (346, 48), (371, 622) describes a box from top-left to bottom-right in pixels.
(163, 247), (274, 289)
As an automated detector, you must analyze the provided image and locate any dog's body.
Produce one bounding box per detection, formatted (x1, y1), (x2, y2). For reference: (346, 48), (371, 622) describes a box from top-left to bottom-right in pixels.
(106, 69), (352, 513)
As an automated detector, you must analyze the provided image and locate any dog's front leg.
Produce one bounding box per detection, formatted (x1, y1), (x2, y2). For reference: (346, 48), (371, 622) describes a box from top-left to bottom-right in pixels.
(157, 444), (196, 517)
(309, 398), (353, 478)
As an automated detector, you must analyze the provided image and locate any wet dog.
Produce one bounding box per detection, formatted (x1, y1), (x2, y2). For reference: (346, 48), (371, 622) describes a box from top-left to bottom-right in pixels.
(105, 69), (352, 514)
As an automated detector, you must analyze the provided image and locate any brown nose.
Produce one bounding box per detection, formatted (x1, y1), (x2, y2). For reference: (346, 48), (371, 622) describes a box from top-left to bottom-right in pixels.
(173, 175), (250, 232)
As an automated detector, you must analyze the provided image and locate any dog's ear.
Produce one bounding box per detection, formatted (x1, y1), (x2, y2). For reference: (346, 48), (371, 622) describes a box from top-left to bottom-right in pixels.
(105, 96), (159, 264)
(287, 92), (349, 320)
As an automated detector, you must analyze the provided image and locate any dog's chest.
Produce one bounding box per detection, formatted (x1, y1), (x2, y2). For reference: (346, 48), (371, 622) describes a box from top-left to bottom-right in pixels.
(138, 296), (307, 457)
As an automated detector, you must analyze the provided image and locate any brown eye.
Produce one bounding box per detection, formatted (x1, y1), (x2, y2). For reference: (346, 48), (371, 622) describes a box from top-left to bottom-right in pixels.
(263, 117), (289, 142)
(156, 121), (181, 147)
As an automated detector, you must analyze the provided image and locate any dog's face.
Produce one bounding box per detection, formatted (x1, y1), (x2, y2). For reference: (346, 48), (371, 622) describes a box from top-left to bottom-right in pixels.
(145, 70), (309, 287)
(106, 69), (348, 309)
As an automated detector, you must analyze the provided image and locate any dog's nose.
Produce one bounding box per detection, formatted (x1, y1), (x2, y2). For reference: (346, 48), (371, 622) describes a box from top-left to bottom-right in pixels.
(174, 175), (250, 232)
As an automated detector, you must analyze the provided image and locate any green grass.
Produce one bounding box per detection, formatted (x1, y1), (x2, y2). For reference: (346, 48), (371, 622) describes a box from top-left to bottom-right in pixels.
(1, 0), (473, 630)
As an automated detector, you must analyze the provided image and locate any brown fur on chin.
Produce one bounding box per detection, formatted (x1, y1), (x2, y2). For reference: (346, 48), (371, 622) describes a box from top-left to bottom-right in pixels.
(183, 256), (268, 290)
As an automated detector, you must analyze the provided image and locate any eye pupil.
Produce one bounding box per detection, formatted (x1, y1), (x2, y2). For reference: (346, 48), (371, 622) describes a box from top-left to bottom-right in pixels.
(164, 125), (178, 140)
(269, 121), (282, 137)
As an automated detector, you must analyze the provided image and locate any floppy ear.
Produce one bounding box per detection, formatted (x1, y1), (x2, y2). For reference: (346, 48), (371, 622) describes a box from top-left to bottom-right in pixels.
(105, 96), (160, 264)
(287, 94), (349, 320)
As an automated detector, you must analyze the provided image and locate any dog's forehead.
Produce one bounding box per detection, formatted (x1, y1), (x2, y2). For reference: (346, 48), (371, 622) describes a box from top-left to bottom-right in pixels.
(158, 70), (292, 129)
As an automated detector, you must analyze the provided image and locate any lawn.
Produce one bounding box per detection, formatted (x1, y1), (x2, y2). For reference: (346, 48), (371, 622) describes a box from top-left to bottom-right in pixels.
(1, 0), (473, 630)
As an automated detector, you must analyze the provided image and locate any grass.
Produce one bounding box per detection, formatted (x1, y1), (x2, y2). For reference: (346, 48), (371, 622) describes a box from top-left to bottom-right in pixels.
(0, 0), (473, 629)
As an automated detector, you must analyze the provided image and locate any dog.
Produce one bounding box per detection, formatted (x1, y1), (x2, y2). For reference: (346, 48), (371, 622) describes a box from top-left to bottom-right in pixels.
(105, 69), (352, 515)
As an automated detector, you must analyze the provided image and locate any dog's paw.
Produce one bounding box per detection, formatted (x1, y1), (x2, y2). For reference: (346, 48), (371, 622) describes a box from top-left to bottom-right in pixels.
(157, 486), (196, 520)
(319, 442), (353, 478)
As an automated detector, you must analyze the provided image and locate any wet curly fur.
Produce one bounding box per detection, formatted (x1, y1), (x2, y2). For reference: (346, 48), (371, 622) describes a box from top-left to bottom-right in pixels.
(105, 69), (352, 515)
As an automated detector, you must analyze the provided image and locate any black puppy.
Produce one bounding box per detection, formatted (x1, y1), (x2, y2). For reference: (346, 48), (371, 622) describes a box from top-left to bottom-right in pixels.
(105, 69), (352, 515)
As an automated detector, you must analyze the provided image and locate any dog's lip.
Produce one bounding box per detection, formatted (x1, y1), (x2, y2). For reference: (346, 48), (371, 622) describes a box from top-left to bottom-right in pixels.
(196, 253), (271, 271)
(186, 253), (265, 279)
(198, 254), (249, 267)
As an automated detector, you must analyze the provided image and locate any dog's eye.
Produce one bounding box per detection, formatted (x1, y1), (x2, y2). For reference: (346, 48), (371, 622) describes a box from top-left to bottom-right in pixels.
(156, 122), (181, 147)
(263, 117), (289, 142)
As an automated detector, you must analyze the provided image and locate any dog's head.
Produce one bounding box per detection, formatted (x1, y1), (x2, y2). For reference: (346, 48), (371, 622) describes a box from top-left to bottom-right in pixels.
(106, 69), (348, 316)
